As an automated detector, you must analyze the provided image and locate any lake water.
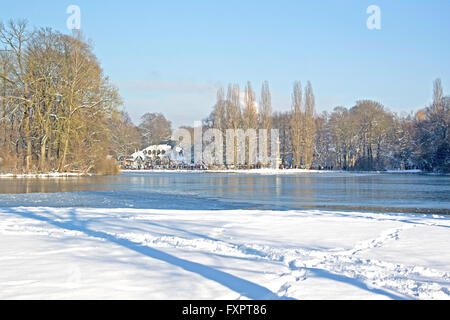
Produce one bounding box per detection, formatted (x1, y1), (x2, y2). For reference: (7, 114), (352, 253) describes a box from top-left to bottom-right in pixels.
(0, 172), (449, 214)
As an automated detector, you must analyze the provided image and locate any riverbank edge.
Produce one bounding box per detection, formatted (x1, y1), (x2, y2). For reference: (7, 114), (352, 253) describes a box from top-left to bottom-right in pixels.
(0, 172), (93, 178)
(1, 169), (447, 178)
(120, 169), (428, 175)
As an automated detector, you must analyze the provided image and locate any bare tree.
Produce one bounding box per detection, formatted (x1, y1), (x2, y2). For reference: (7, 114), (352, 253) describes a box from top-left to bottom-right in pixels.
(139, 112), (172, 147)
(0, 20), (34, 172)
(242, 81), (258, 167)
(303, 81), (316, 169)
(224, 83), (241, 168)
(259, 81), (272, 167)
(433, 78), (443, 112)
(0, 21), (123, 174)
(290, 81), (303, 168)
(273, 111), (292, 166)
(413, 79), (449, 172)
(109, 111), (141, 160)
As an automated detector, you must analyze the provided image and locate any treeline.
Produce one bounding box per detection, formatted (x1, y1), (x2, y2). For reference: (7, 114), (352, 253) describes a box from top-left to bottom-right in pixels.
(1, 20), (447, 174)
(0, 20), (137, 174)
(202, 79), (449, 172)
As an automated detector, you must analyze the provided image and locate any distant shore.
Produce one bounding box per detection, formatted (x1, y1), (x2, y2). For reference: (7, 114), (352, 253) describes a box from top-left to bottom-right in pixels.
(120, 168), (424, 175)
(0, 169), (435, 178)
(0, 172), (90, 179)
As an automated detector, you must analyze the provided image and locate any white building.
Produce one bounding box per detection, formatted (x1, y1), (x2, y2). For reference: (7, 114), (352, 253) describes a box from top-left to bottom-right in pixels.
(125, 143), (187, 169)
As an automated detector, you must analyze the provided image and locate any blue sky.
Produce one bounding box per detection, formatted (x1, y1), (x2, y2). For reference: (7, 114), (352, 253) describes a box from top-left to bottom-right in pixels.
(2, 0), (449, 128)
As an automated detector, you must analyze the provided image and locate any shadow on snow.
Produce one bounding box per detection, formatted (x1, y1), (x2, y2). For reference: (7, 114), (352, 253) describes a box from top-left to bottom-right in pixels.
(5, 207), (416, 300)
(7, 207), (290, 300)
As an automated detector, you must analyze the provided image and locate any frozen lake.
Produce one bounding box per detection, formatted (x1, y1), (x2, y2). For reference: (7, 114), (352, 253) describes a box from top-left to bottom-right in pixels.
(0, 172), (448, 214)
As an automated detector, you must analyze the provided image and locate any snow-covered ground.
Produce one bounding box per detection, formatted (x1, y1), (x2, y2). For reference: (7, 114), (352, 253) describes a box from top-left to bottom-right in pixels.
(121, 168), (426, 175)
(0, 169), (424, 178)
(0, 207), (449, 300)
(0, 172), (87, 178)
(121, 169), (331, 174)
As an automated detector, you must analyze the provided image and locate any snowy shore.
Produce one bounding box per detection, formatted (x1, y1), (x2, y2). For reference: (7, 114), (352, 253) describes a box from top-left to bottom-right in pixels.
(0, 172), (88, 179)
(0, 169), (426, 178)
(121, 169), (424, 175)
(121, 168), (331, 175)
(1, 207), (449, 300)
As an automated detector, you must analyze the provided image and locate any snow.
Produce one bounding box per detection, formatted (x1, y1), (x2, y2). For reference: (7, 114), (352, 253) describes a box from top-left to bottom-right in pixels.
(121, 168), (425, 175)
(209, 169), (331, 174)
(1, 207), (449, 300)
(384, 169), (423, 174)
(0, 169), (425, 178)
(121, 169), (338, 175)
(0, 173), (87, 179)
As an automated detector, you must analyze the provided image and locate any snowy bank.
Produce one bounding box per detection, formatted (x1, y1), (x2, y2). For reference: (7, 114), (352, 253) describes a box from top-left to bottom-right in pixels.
(121, 169), (425, 175)
(122, 169), (339, 175)
(1, 207), (449, 300)
(0, 172), (89, 179)
(384, 169), (423, 174)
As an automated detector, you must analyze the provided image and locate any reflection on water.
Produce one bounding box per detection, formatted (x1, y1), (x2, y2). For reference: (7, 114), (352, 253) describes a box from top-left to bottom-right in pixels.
(0, 177), (116, 194)
(0, 172), (449, 214)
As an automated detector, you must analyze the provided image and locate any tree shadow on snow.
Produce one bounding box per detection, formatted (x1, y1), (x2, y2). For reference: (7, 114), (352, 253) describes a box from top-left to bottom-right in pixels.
(7, 207), (292, 300)
(303, 267), (410, 300)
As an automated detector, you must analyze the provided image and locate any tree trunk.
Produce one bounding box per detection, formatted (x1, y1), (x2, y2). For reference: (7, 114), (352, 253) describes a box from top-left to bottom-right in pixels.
(39, 135), (47, 172)
(58, 121), (71, 173)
